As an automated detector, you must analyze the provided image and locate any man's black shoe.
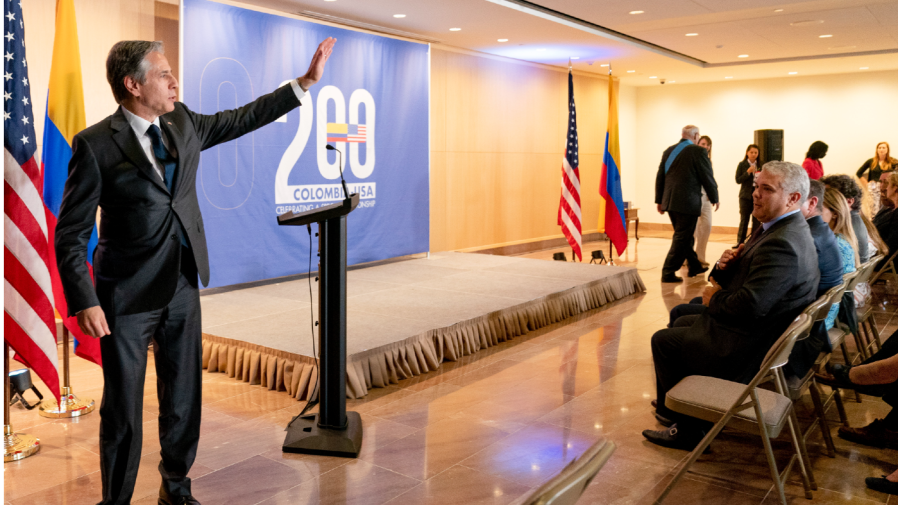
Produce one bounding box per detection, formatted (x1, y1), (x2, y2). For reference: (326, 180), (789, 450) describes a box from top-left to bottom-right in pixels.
(687, 266), (709, 278)
(651, 399), (658, 409)
(866, 476), (898, 495)
(159, 494), (201, 505)
(654, 411), (674, 427)
(661, 275), (683, 283)
(815, 364), (886, 397)
(642, 424), (708, 452)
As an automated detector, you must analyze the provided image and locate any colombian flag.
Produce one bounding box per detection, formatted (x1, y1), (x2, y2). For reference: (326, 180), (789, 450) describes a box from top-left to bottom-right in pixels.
(599, 73), (628, 256)
(41, 0), (101, 366)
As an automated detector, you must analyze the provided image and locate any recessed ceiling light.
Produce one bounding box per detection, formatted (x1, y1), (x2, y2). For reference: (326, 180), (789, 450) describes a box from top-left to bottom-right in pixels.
(819, 34), (832, 38)
(790, 20), (824, 27)
(497, 39), (508, 42)
(788, 71), (798, 75)
(649, 76), (657, 79)
(600, 64), (609, 67)
(725, 76), (733, 79)
(686, 33), (698, 37)
(774, 9), (783, 12)
(571, 56), (579, 60)
(668, 80), (676, 83)
(324, 0), (336, 2)
(860, 67), (869, 70)
(629, 10), (644, 15)
(627, 70), (635, 73)
(393, 14), (406, 18)
(738, 54), (749, 58)
(449, 28), (461, 31)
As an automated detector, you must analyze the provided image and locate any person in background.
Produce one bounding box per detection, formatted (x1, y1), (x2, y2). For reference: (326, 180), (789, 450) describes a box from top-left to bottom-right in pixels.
(655, 125), (720, 283)
(821, 174), (869, 263)
(858, 142), (896, 215)
(786, 179), (844, 378)
(693, 135), (714, 267)
(875, 172), (898, 258)
(821, 187), (859, 329)
(735, 144), (762, 245)
(802, 141), (828, 180)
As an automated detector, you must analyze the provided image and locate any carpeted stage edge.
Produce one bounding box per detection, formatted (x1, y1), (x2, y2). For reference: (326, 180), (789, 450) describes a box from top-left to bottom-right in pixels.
(199, 253), (646, 400)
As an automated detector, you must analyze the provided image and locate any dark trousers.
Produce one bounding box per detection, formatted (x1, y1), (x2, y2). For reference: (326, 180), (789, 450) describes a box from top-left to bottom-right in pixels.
(652, 314), (713, 432)
(668, 297), (705, 328)
(736, 198), (760, 244)
(98, 254), (201, 505)
(662, 211), (701, 277)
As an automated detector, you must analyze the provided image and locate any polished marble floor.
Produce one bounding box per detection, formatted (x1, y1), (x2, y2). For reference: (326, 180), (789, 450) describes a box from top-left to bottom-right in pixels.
(6, 231), (898, 505)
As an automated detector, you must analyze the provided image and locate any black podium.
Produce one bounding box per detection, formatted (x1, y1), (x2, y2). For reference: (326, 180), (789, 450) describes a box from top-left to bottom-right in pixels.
(277, 193), (362, 457)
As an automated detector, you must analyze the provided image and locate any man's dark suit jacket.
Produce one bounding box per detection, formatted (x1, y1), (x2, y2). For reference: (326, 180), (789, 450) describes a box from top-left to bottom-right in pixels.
(874, 206), (898, 258)
(786, 214), (844, 377)
(56, 85), (301, 317)
(684, 212), (819, 382)
(655, 139), (719, 215)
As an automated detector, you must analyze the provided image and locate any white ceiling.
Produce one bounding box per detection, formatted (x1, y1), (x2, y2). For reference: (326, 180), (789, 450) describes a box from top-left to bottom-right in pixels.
(224, 0), (898, 85)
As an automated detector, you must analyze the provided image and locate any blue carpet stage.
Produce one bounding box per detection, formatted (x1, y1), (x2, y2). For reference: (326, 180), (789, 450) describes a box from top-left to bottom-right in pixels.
(199, 252), (645, 399)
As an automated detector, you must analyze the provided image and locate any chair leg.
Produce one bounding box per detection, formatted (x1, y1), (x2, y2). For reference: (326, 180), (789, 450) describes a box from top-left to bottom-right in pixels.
(786, 407), (817, 493)
(808, 380), (836, 457)
(752, 391), (789, 505)
(840, 341), (863, 402)
(655, 419), (726, 504)
(832, 387), (850, 427)
(852, 328), (870, 362)
(869, 317), (884, 352)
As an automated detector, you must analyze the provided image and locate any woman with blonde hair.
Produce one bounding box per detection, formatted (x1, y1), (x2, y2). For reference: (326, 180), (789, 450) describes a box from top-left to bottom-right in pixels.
(858, 142), (896, 214)
(821, 187), (859, 328)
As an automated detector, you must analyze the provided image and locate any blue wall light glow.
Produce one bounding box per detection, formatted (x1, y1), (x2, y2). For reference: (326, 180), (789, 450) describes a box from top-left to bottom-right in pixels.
(483, 44), (622, 65)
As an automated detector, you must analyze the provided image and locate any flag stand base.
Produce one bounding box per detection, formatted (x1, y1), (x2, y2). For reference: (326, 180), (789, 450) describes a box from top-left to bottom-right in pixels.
(38, 387), (94, 419)
(4, 425), (40, 462)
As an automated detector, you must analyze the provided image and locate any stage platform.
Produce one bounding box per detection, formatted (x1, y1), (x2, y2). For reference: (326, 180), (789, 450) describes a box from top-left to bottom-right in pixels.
(199, 252), (645, 399)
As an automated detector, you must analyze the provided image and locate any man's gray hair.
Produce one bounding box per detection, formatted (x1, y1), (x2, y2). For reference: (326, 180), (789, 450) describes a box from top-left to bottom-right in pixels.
(106, 40), (164, 104)
(761, 161), (810, 202)
(681, 125), (699, 139)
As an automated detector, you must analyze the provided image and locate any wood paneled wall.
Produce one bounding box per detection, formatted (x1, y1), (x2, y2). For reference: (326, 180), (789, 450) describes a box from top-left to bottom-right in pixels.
(429, 46), (619, 253)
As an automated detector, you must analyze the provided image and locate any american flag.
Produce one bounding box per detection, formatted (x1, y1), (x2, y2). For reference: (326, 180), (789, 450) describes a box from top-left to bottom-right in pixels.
(557, 69), (582, 261)
(4, 0), (61, 404)
(326, 123), (367, 143)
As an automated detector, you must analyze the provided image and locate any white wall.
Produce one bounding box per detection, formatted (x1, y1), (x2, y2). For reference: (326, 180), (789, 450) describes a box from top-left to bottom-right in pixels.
(634, 69), (898, 227)
(618, 84), (638, 210)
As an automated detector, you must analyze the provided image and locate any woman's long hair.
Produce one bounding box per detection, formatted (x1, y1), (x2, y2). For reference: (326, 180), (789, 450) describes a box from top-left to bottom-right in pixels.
(862, 211), (888, 257)
(699, 135), (713, 158)
(806, 141), (828, 160)
(824, 187), (860, 268)
(742, 144), (761, 165)
(873, 142), (896, 172)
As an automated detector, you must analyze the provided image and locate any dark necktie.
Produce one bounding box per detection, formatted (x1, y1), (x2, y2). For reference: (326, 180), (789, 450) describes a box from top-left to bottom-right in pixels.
(745, 225), (766, 247)
(146, 124), (188, 248)
(146, 124), (176, 193)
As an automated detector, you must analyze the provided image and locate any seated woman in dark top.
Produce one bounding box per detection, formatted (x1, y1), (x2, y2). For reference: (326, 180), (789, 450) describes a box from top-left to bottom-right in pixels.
(859, 142), (896, 215)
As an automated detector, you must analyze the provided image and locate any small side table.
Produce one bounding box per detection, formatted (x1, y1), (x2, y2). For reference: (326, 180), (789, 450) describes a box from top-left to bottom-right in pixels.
(624, 208), (639, 240)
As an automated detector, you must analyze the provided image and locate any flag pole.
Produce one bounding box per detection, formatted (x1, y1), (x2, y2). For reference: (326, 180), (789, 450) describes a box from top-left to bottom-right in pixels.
(607, 64), (616, 266)
(39, 327), (95, 418)
(4, 343), (41, 462)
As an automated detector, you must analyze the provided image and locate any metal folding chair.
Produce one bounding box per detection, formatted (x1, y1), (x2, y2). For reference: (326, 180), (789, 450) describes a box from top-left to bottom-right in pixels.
(657, 314), (815, 505)
(520, 439), (616, 505)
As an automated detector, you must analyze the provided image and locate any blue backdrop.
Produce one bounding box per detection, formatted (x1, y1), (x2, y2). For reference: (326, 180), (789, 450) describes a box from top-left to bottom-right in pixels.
(182, 0), (430, 288)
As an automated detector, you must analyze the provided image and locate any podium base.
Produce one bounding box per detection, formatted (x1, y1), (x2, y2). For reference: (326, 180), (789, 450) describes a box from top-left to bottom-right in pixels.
(282, 412), (362, 457)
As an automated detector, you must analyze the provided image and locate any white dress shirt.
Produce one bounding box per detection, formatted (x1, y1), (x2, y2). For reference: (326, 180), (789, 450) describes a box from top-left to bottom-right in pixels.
(120, 79), (307, 182)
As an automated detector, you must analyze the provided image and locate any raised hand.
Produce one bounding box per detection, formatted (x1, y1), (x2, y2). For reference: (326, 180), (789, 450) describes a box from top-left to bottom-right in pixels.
(298, 37), (337, 91)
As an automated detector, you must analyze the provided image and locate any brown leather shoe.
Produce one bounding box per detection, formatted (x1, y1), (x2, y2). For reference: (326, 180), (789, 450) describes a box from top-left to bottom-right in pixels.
(838, 419), (898, 449)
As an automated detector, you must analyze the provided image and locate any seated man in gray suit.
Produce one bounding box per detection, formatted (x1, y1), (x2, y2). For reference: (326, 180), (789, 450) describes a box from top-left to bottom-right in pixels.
(644, 161), (819, 450)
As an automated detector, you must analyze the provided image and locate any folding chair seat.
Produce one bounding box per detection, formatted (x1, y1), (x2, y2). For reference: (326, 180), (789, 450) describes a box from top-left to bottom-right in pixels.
(869, 249), (898, 286)
(657, 314), (815, 505)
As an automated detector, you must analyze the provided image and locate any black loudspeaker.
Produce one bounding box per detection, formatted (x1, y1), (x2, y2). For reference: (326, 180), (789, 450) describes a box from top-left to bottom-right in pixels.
(754, 129), (784, 163)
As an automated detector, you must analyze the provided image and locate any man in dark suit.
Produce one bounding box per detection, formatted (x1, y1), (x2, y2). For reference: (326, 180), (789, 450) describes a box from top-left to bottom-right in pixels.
(643, 161), (819, 449)
(786, 179), (843, 378)
(55, 38), (336, 505)
(655, 125), (719, 282)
